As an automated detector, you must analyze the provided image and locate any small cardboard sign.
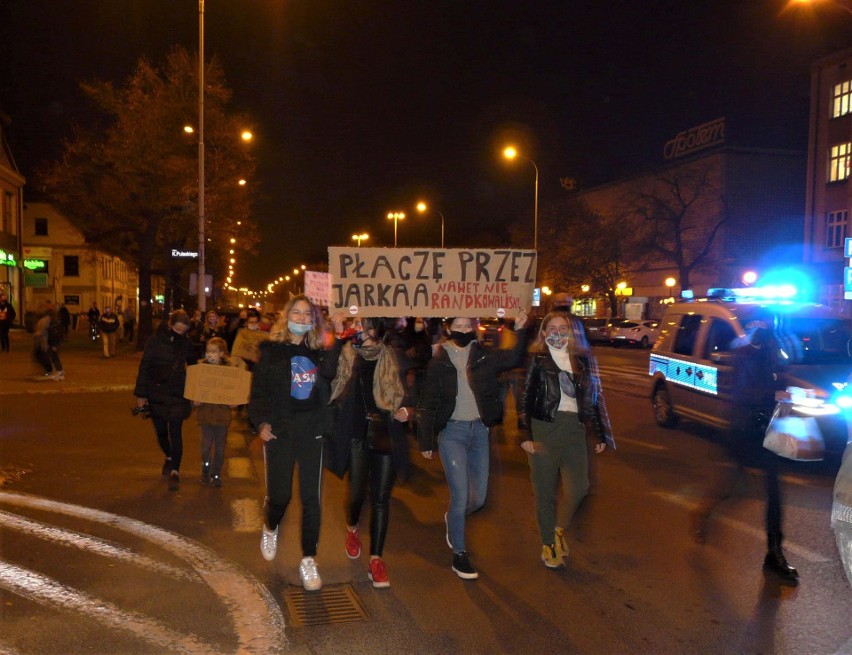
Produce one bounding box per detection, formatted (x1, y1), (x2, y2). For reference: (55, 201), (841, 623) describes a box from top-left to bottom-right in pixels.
(304, 271), (330, 307)
(231, 328), (269, 362)
(184, 364), (252, 405)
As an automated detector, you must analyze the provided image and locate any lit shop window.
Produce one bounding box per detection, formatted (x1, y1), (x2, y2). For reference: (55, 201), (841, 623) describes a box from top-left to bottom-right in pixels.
(833, 80), (852, 119)
(829, 143), (851, 182)
(826, 210), (848, 249)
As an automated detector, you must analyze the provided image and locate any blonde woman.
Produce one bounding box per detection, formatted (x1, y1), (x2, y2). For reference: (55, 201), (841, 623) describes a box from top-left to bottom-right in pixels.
(520, 311), (615, 568)
(249, 295), (345, 590)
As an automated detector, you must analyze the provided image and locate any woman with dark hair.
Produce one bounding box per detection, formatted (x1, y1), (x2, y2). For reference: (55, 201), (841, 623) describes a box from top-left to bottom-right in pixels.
(329, 317), (412, 588)
(249, 295), (345, 591)
(520, 311), (614, 568)
(134, 309), (196, 491)
(417, 311), (528, 580)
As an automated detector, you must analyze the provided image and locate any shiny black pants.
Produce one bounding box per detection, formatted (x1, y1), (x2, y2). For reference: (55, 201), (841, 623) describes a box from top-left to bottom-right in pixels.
(347, 438), (396, 557)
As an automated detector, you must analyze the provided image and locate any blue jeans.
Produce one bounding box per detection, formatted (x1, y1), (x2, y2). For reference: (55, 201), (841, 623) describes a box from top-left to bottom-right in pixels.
(438, 419), (489, 552)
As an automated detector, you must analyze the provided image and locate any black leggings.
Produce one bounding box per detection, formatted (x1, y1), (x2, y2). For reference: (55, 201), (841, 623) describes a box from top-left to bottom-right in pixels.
(347, 438), (396, 557)
(152, 416), (185, 472)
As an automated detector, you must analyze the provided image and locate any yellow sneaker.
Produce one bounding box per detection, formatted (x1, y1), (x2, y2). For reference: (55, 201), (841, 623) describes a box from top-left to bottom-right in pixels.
(541, 544), (564, 568)
(554, 527), (569, 559)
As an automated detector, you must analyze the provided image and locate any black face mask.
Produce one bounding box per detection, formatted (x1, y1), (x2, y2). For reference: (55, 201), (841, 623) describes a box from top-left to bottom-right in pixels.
(450, 331), (476, 347)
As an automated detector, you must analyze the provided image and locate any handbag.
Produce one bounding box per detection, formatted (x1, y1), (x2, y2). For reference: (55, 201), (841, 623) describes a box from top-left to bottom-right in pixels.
(763, 402), (825, 461)
(360, 377), (392, 453)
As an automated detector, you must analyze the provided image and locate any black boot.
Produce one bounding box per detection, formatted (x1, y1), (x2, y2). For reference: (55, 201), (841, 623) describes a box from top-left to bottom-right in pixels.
(764, 532), (798, 580)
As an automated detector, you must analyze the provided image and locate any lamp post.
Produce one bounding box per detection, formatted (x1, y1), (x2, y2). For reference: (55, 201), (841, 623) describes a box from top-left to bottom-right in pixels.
(665, 276), (677, 297)
(352, 233), (369, 247)
(387, 212), (406, 247)
(197, 0), (206, 312)
(416, 201), (445, 248)
(787, 0), (852, 14)
(503, 146), (539, 251)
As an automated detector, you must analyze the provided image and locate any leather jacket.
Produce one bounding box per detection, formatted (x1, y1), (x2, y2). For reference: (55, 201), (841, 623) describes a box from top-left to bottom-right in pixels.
(520, 348), (615, 448)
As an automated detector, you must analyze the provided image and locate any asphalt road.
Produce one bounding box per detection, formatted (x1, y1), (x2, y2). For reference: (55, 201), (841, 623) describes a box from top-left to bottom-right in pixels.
(1, 334), (850, 654)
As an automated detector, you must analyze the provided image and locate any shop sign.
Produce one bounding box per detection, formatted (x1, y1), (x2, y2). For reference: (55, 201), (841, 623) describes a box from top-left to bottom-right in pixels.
(23, 259), (46, 271)
(25, 273), (48, 288)
(0, 249), (17, 267)
(663, 117), (725, 160)
(22, 246), (52, 259)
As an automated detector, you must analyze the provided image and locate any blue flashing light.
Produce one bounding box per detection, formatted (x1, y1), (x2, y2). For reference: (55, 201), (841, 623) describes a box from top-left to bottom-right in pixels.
(707, 285), (798, 301)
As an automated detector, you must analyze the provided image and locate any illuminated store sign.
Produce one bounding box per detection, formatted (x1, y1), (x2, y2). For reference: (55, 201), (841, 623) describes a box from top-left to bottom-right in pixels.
(0, 249), (17, 267)
(23, 259), (46, 271)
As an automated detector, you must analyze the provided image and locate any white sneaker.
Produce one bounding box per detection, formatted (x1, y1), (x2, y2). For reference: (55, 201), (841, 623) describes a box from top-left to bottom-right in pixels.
(260, 526), (278, 561)
(299, 557), (322, 591)
(52, 370), (65, 381)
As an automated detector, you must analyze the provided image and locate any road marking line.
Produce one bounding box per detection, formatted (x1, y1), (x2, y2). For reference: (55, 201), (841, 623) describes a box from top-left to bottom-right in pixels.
(0, 562), (220, 654)
(0, 491), (287, 654)
(0, 509), (199, 582)
(231, 498), (263, 533)
(616, 436), (667, 451)
(227, 457), (254, 479)
(652, 491), (830, 563)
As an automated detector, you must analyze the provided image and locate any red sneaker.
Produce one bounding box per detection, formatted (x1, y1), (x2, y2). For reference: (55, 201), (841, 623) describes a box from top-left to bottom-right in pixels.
(368, 557), (390, 588)
(345, 526), (361, 559)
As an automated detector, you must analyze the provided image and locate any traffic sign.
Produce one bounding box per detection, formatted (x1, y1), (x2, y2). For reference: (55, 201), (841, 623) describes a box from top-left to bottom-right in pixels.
(845, 238), (852, 258)
(845, 267), (852, 292)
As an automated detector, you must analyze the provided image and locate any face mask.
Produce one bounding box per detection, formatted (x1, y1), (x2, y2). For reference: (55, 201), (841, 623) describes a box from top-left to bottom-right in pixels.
(450, 331), (476, 347)
(546, 333), (570, 350)
(247, 323), (259, 331)
(288, 320), (312, 335)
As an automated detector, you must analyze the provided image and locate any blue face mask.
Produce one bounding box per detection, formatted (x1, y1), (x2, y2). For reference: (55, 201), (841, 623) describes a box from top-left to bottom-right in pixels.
(288, 320), (313, 335)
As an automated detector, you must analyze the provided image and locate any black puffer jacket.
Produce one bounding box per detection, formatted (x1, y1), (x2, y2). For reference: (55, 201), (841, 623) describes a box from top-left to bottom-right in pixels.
(134, 323), (196, 420)
(417, 330), (527, 452)
(520, 349), (615, 448)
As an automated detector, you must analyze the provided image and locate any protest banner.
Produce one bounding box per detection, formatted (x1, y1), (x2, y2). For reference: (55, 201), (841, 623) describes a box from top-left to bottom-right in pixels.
(184, 364), (252, 405)
(304, 270), (330, 307)
(231, 328), (269, 363)
(328, 247), (537, 318)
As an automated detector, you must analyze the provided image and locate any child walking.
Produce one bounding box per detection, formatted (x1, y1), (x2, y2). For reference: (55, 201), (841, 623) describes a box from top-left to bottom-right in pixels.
(194, 337), (244, 487)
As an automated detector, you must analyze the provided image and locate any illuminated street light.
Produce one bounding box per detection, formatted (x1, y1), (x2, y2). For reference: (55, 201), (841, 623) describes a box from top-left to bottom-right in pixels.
(241, 130), (253, 142)
(183, 125), (195, 134)
(665, 277), (677, 297)
(416, 201), (445, 248)
(502, 146), (539, 251)
(787, 0), (852, 15)
(581, 284), (590, 293)
(238, 178), (247, 186)
(352, 233), (370, 247)
(743, 270), (758, 285)
(387, 212), (406, 247)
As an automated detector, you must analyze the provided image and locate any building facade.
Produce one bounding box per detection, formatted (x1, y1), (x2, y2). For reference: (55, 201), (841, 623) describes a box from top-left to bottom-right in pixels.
(573, 142), (806, 318)
(22, 201), (152, 324)
(804, 47), (852, 313)
(0, 122), (25, 321)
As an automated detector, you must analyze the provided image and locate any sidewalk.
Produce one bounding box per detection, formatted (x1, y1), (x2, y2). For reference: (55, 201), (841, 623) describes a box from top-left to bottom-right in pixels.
(0, 328), (142, 395)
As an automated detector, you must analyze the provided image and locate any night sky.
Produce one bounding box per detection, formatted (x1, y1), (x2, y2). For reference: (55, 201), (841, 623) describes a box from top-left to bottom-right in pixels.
(2, 0), (850, 289)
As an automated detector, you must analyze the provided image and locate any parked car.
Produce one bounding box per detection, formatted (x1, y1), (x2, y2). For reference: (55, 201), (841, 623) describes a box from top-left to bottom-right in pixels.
(581, 317), (611, 344)
(648, 286), (852, 454)
(606, 319), (660, 348)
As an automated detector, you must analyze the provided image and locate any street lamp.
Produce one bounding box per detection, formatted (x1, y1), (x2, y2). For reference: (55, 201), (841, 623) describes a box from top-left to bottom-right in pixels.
(387, 212), (406, 247)
(787, 0), (852, 15)
(503, 146), (539, 251)
(665, 277), (677, 297)
(197, 0), (206, 312)
(352, 233), (369, 247)
(416, 201), (445, 248)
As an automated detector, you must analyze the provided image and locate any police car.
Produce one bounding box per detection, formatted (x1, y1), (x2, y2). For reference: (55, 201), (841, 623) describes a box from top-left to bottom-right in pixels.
(649, 286), (852, 453)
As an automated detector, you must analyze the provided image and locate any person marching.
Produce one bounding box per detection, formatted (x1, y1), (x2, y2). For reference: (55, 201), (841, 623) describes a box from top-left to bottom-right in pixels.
(193, 337), (244, 487)
(519, 311), (615, 568)
(134, 310), (195, 491)
(98, 306), (120, 357)
(417, 311), (528, 580)
(249, 295), (345, 591)
(329, 317), (412, 588)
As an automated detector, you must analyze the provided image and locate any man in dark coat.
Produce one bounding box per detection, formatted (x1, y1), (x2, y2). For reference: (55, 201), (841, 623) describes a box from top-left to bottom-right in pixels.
(0, 292), (16, 352)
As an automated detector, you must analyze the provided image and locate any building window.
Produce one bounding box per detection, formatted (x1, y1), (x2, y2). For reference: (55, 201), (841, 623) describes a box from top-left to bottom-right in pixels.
(64, 255), (79, 277)
(833, 80), (852, 118)
(826, 210), (848, 248)
(829, 143), (851, 182)
(34, 217), (48, 236)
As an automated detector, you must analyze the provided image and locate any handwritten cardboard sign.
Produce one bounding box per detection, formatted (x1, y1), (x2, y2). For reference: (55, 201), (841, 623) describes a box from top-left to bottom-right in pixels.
(231, 328), (269, 363)
(184, 364), (252, 405)
(328, 247), (537, 318)
(304, 271), (330, 307)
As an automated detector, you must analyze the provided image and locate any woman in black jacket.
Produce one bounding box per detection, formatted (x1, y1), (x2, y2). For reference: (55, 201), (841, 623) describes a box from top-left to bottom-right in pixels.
(329, 317), (412, 588)
(134, 310), (196, 491)
(249, 295), (345, 591)
(417, 311), (527, 580)
(520, 311), (614, 568)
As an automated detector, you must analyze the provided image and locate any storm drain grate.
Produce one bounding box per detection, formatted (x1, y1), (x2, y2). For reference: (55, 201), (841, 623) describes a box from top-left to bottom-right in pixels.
(283, 583), (368, 627)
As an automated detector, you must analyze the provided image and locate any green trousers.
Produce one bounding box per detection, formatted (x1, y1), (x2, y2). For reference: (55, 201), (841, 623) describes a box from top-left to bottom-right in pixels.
(528, 411), (589, 545)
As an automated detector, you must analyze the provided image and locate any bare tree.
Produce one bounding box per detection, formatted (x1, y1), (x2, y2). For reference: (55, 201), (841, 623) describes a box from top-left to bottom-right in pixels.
(621, 165), (727, 291)
(41, 48), (257, 347)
